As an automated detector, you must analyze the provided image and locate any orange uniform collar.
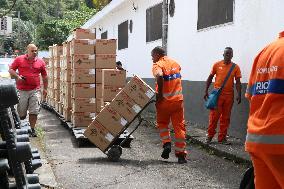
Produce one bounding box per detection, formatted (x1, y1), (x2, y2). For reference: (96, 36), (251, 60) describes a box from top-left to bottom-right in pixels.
(279, 31), (284, 38)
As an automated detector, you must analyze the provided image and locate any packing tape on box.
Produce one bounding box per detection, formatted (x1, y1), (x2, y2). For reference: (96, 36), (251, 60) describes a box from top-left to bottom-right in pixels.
(120, 118), (127, 126)
(89, 69), (96, 75)
(105, 133), (114, 142)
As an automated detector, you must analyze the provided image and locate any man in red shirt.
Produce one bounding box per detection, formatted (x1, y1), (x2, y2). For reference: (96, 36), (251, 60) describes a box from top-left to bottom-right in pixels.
(204, 47), (242, 144)
(9, 44), (48, 137)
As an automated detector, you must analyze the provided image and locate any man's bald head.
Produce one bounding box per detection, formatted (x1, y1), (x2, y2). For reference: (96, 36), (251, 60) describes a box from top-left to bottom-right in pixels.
(27, 44), (38, 59)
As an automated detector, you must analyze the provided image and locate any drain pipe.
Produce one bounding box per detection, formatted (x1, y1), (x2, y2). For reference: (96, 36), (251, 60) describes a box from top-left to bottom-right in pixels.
(162, 0), (169, 55)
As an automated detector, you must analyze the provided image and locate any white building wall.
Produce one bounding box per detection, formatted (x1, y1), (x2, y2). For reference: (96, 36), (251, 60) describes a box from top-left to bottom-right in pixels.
(84, 0), (284, 82)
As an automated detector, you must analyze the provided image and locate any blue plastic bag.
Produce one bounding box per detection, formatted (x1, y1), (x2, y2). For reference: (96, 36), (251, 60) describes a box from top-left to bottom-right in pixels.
(205, 88), (221, 110)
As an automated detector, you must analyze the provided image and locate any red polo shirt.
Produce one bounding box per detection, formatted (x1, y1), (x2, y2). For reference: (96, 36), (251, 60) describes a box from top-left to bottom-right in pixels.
(10, 55), (47, 90)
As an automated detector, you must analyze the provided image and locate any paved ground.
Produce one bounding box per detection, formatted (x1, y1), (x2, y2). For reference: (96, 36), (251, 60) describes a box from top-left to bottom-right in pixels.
(36, 109), (248, 189)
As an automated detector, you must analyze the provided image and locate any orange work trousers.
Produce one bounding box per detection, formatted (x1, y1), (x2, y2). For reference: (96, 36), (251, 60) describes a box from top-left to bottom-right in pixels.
(207, 94), (233, 142)
(250, 152), (284, 189)
(156, 100), (187, 156)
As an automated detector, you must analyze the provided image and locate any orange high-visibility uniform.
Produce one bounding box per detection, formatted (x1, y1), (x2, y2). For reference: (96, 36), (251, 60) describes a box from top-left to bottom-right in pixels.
(152, 56), (187, 156)
(245, 31), (284, 188)
(208, 61), (242, 142)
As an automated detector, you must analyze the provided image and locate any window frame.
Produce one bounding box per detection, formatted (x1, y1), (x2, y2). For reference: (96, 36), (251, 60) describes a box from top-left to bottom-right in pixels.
(197, 0), (235, 31)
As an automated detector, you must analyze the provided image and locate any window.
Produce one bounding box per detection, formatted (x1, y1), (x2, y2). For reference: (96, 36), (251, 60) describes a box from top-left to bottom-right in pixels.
(146, 3), (162, 42)
(101, 31), (108, 39)
(197, 0), (234, 30)
(118, 20), (128, 50)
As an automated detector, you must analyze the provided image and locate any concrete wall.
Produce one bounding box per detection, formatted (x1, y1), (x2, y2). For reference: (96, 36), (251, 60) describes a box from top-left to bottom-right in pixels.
(83, 0), (284, 141)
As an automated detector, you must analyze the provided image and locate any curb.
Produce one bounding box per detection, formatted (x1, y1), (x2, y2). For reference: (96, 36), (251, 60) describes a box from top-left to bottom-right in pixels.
(186, 134), (252, 166)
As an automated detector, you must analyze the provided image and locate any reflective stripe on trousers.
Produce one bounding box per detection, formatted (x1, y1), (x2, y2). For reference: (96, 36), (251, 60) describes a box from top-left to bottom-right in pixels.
(156, 100), (187, 155)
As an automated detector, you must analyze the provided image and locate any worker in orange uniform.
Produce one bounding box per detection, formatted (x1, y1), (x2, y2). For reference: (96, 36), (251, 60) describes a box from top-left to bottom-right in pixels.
(245, 31), (284, 188)
(151, 46), (187, 164)
(204, 47), (242, 144)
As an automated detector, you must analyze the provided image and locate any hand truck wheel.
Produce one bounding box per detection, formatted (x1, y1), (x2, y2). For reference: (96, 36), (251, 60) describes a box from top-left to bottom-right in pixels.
(107, 145), (122, 162)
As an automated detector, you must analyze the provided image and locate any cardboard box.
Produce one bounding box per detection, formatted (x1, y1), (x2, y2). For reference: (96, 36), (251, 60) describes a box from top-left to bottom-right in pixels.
(63, 108), (72, 121)
(54, 89), (60, 101)
(95, 84), (122, 101)
(102, 69), (126, 86)
(49, 46), (53, 57)
(95, 105), (128, 135)
(95, 54), (116, 69)
(95, 69), (102, 83)
(122, 76), (155, 107)
(63, 82), (72, 108)
(70, 39), (95, 55)
(53, 45), (63, 57)
(63, 41), (70, 56)
(94, 39), (117, 54)
(60, 56), (71, 70)
(96, 98), (104, 112)
(54, 79), (60, 90)
(84, 120), (115, 152)
(48, 58), (54, 68)
(72, 98), (96, 112)
(53, 68), (61, 79)
(73, 28), (96, 40)
(72, 84), (96, 98)
(72, 54), (96, 69)
(53, 56), (60, 68)
(72, 69), (96, 84)
(71, 112), (96, 127)
(111, 91), (142, 122)
(62, 69), (72, 82)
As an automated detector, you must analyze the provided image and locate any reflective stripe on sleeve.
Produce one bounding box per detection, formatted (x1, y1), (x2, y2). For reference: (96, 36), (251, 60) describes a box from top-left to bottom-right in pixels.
(246, 133), (284, 144)
(163, 90), (183, 97)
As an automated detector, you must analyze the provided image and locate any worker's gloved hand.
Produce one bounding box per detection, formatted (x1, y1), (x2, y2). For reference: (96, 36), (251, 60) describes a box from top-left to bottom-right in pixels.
(156, 93), (164, 102)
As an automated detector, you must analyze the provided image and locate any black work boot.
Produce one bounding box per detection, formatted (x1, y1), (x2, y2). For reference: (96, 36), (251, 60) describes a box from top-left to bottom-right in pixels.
(161, 142), (171, 159)
(177, 154), (187, 164)
(30, 128), (37, 137)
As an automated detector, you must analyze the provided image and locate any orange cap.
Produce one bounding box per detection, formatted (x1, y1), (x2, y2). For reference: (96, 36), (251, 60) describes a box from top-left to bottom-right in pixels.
(279, 31), (284, 38)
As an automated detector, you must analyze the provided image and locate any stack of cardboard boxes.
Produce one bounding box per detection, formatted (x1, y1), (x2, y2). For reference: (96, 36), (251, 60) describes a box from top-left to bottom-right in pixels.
(70, 28), (97, 127)
(53, 44), (63, 114)
(46, 46), (54, 106)
(61, 41), (72, 121)
(84, 76), (155, 152)
(46, 28), (130, 130)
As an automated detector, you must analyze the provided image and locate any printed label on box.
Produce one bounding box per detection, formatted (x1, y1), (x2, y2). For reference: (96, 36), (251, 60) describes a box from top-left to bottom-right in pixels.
(105, 133), (114, 142)
(89, 69), (96, 75)
(90, 84), (96, 88)
(90, 29), (96, 34)
(90, 98), (96, 103)
(120, 118), (127, 126)
(145, 90), (155, 99)
(89, 55), (95, 59)
(132, 104), (142, 113)
(90, 113), (96, 118)
(88, 40), (95, 45)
